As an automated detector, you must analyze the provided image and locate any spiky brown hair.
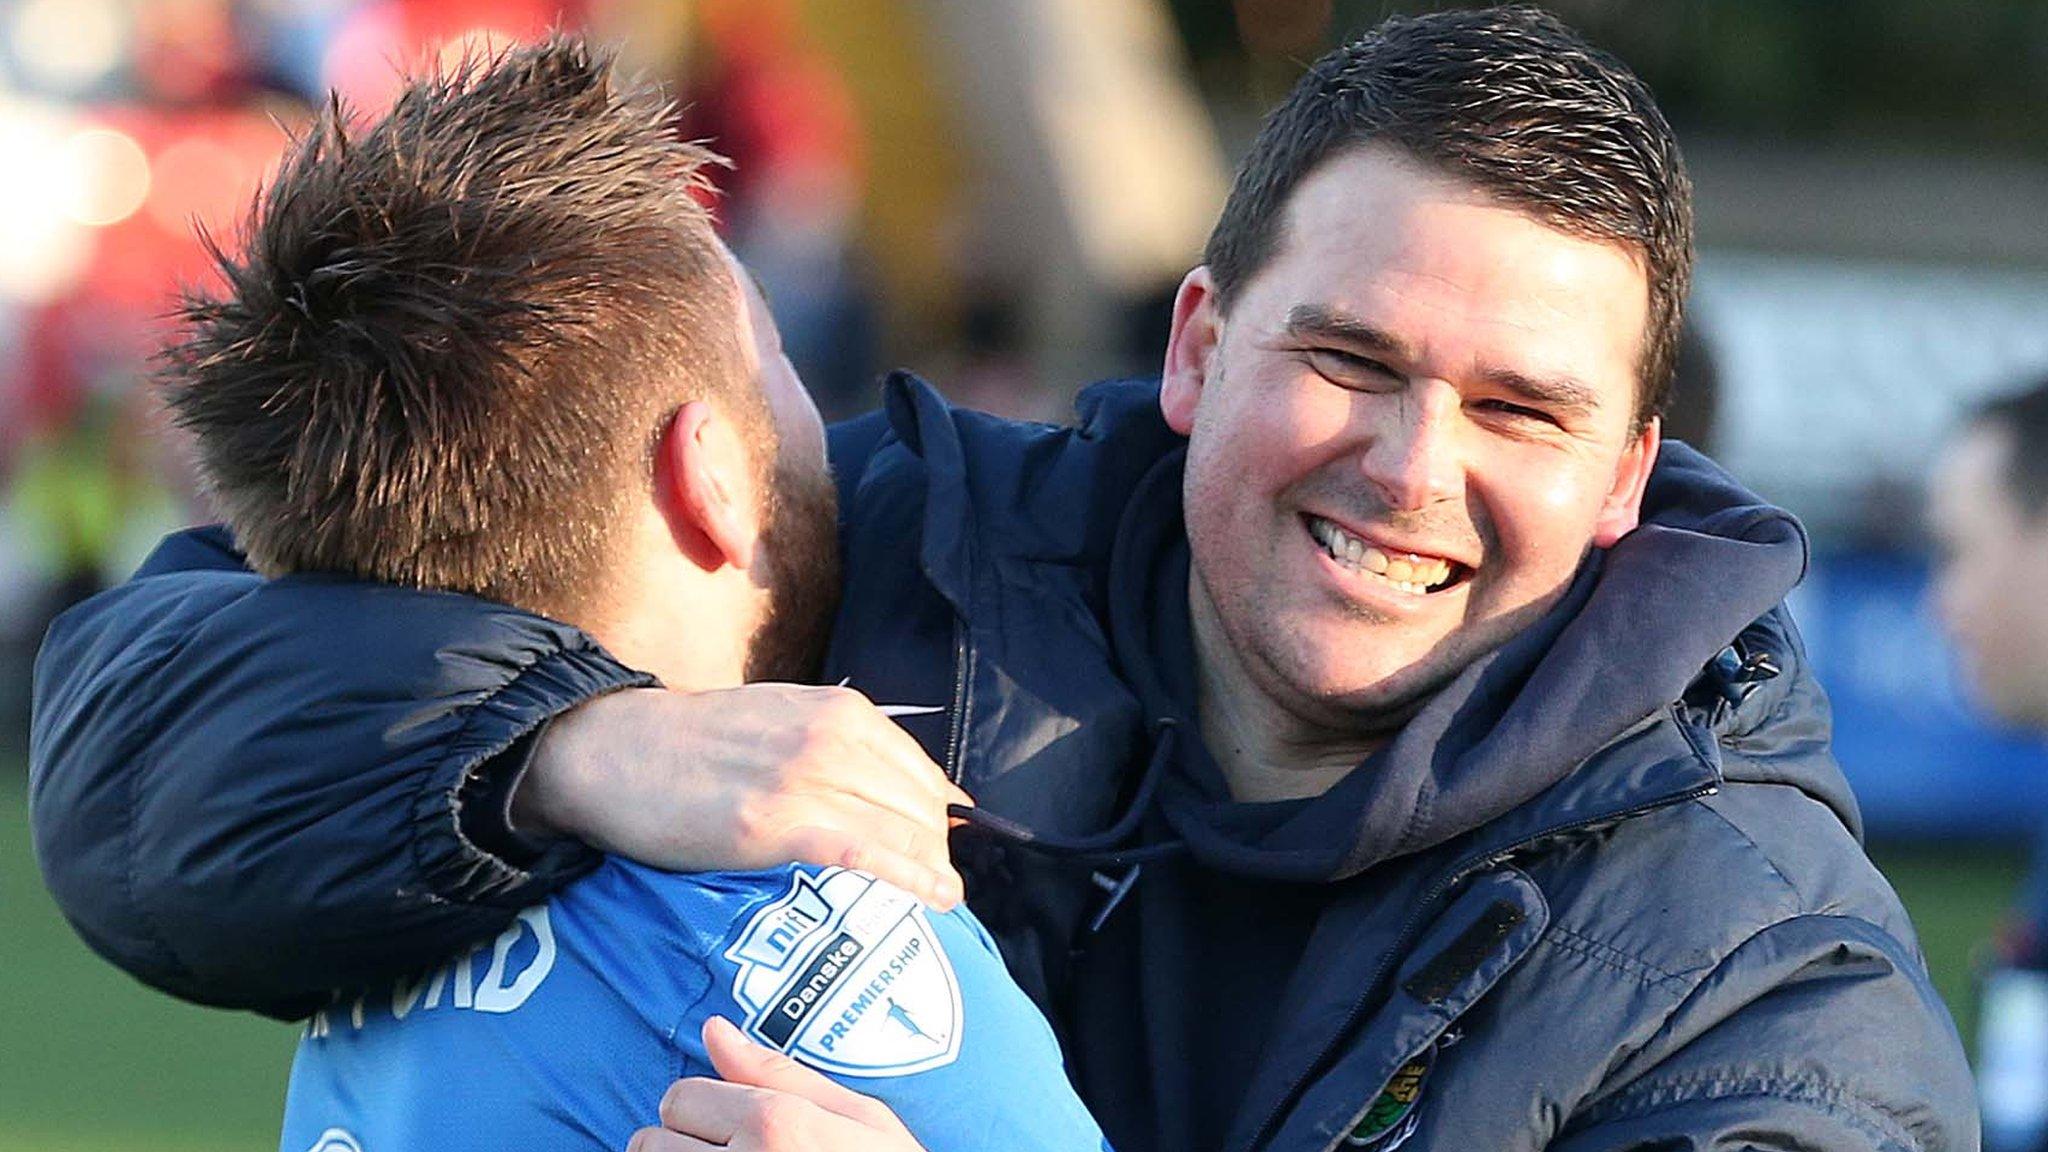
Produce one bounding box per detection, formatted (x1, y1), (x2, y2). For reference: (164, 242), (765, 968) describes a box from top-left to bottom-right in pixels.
(162, 35), (754, 620)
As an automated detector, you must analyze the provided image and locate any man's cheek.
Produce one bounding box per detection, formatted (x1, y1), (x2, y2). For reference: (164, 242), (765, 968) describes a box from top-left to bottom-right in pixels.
(1475, 480), (1582, 574)
(1520, 463), (1601, 518)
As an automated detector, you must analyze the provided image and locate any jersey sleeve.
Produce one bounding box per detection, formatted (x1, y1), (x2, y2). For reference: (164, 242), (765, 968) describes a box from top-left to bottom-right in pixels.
(660, 866), (1111, 1151)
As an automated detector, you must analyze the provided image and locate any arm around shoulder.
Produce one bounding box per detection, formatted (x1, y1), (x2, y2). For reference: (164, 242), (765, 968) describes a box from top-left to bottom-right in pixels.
(28, 550), (642, 1018)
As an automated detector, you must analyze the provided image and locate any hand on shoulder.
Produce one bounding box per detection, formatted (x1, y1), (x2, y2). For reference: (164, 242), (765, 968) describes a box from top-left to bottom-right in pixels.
(515, 685), (970, 907)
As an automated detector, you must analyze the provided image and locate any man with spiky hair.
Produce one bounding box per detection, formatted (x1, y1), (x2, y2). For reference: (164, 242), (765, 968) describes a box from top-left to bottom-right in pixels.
(77, 38), (1108, 1152)
(34, 9), (1975, 1151)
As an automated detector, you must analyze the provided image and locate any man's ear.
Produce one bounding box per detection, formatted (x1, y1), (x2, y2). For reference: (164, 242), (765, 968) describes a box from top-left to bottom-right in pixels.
(1592, 416), (1661, 548)
(654, 401), (761, 572)
(1159, 266), (1222, 436)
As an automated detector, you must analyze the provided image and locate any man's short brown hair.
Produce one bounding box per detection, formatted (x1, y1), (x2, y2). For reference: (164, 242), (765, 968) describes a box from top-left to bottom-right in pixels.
(1203, 6), (1693, 428)
(163, 36), (756, 620)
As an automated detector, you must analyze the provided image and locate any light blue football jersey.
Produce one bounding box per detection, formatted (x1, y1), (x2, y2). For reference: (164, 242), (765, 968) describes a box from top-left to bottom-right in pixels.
(280, 862), (1109, 1152)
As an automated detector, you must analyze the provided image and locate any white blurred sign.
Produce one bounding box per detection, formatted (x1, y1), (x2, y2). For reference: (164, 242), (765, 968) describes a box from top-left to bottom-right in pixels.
(1693, 252), (2048, 532)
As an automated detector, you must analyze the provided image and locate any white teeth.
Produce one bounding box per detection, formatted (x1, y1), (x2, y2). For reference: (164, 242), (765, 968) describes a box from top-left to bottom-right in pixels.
(1307, 516), (1456, 593)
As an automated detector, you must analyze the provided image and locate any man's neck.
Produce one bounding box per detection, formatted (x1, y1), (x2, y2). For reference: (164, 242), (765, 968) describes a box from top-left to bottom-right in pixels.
(1187, 587), (1385, 804)
(585, 549), (757, 692)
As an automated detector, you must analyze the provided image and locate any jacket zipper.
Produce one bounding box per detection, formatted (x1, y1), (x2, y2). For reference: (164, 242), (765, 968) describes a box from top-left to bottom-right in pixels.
(942, 614), (971, 785)
(1239, 778), (1721, 1152)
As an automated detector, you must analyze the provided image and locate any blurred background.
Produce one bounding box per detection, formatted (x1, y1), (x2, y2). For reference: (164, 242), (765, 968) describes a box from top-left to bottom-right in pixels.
(2, 0), (2045, 1147)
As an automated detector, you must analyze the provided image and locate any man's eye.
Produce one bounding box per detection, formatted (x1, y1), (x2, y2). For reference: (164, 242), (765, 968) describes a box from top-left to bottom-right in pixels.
(1306, 348), (1394, 385)
(1476, 398), (1559, 426)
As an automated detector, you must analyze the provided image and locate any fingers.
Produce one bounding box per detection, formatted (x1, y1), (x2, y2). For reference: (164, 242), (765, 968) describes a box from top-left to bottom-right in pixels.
(655, 1076), (767, 1145)
(781, 824), (964, 909)
(809, 791), (953, 870)
(778, 685), (965, 802)
(801, 753), (949, 849)
(702, 1018), (907, 1133)
(641, 1027), (894, 1152)
(557, 681), (975, 903)
(843, 697), (974, 810)
(765, 687), (968, 906)
(740, 687), (951, 828)
(625, 1127), (721, 1152)
(702, 1018), (840, 1100)
(826, 697), (959, 822)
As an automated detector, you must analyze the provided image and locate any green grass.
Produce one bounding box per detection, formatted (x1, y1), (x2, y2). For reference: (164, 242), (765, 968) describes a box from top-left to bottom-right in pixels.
(1870, 840), (2030, 1055)
(2, 769), (299, 1152)
(0, 755), (2021, 1149)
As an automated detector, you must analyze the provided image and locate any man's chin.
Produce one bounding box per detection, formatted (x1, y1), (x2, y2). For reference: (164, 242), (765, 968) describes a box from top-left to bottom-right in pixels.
(1272, 660), (1441, 732)
(1298, 590), (1579, 723)
(1280, 635), (1501, 732)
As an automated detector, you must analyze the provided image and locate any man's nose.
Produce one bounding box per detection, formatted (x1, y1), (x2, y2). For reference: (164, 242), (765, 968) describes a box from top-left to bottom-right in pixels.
(1358, 379), (1463, 511)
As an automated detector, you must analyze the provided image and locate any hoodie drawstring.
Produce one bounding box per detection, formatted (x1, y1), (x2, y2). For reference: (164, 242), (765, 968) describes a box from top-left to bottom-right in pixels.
(949, 718), (1185, 867)
(948, 719), (1188, 934)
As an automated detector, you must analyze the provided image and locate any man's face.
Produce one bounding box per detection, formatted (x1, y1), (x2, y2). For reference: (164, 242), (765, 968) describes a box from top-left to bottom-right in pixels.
(1929, 425), (2048, 728)
(731, 260), (842, 683)
(1163, 146), (1659, 737)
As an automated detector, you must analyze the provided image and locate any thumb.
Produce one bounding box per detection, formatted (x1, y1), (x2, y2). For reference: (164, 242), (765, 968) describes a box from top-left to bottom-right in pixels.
(702, 1017), (877, 1120)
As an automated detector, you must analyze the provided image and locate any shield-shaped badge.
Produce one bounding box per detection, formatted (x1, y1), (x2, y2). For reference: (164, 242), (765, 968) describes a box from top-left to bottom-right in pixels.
(726, 868), (964, 1077)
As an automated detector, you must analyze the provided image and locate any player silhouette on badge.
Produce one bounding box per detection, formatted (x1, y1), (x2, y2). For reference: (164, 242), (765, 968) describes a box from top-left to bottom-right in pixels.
(888, 997), (944, 1045)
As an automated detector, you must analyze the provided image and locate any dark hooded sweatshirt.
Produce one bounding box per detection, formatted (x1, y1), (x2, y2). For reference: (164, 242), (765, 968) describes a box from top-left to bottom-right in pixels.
(1054, 430), (1819, 1151)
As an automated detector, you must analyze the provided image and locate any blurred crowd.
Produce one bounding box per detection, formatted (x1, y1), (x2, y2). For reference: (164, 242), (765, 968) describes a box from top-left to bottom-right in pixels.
(0, 0), (902, 719)
(4, 0), (2048, 840)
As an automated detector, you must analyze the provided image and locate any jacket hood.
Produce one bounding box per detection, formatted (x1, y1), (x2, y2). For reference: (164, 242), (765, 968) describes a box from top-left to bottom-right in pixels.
(1105, 437), (1838, 882)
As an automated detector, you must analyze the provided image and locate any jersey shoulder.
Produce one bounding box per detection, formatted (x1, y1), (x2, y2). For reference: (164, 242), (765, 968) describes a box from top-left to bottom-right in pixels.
(286, 862), (1106, 1152)
(630, 863), (1107, 1149)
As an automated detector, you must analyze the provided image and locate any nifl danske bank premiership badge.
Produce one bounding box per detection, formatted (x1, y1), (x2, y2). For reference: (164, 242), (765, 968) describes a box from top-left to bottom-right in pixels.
(726, 868), (964, 1077)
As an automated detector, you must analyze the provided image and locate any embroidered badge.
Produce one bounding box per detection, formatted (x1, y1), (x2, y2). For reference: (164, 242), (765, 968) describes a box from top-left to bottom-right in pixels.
(1343, 1046), (1434, 1150)
(726, 868), (963, 1077)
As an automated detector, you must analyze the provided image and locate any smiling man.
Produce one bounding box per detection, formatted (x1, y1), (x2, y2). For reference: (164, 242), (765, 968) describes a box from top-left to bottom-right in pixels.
(1162, 143), (1663, 804)
(31, 9), (1974, 1152)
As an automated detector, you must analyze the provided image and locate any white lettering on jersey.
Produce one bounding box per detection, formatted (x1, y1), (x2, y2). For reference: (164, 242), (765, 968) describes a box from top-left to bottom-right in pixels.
(474, 906), (555, 1013)
(726, 868), (963, 1078)
(309, 905), (556, 1037)
(305, 1127), (364, 1152)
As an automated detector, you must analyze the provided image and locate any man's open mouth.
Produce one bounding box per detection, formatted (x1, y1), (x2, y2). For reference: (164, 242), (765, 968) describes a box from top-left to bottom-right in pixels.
(1305, 515), (1472, 595)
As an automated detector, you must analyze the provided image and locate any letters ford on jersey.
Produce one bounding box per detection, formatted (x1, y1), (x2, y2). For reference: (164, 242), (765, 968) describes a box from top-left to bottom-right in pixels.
(307, 906), (556, 1037)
